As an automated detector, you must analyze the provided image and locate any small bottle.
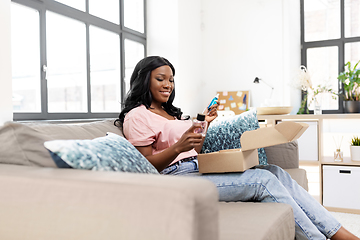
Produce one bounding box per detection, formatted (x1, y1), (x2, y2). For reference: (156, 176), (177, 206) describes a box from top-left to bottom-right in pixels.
(193, 113), (208, 137)
(334, 149), (343, 162)
(207, 94), (219, 110)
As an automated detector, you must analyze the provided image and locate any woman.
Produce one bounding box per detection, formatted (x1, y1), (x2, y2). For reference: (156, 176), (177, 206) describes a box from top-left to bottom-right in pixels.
(115, 56), (359, 240)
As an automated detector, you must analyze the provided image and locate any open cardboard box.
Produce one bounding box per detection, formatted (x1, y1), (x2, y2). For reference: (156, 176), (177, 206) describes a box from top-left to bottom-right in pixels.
(198, 121), (309, 173)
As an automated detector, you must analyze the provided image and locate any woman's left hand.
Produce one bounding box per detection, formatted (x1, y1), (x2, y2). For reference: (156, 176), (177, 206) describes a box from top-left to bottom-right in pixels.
(204, 101), (219, 123)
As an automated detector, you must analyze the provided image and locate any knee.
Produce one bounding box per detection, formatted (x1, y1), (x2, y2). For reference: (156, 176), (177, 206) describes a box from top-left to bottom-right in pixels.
(267, 164), (283, 170)
(265, 164), (285, 174)
(254, 168), (279, 184)
(262, 164), (292, 181)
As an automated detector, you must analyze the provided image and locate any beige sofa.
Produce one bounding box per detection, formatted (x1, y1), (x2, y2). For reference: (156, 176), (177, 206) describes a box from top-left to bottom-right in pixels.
(0, 119), (308, 240)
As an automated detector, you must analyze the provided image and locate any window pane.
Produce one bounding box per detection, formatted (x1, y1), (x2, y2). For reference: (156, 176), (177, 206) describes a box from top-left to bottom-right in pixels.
(304, 0), (340, 42)
(89, 0), (119, 24)
(124, 0), (144, 33)
(11, 3), (41, 112)
(345, 0), (360, 38)
(90, 26), (121, 112)
(55, 0), (85, 12)
(124, 39), (145, 93)
(345, 42), (360, 67)
(46, 11), (87, 112)
(307, 47), (339, 110)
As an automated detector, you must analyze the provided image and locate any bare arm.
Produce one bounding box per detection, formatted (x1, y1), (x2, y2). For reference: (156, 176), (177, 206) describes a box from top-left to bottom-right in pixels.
(136, 125), (203, 172)
(136, 102), (219, 171)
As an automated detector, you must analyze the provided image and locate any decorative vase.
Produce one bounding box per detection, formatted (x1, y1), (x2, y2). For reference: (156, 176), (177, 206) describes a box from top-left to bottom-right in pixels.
(334, 149), (343, 162)
(313, 94), (322, 115)
(343, 101), (360, 113)
(350, 145), (360, 161)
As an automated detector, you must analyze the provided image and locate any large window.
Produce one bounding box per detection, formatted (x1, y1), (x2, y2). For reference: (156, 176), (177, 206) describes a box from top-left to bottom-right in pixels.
(11, 0), (146, 120)
(301, 0), (360, 113)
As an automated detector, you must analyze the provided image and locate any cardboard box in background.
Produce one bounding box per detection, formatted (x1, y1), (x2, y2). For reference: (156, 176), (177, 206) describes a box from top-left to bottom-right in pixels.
(217, 91), (249, 115)
(198, 121), (309, 173)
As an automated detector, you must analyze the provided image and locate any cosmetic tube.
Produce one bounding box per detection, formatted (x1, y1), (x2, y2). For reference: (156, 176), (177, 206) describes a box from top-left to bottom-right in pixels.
(207, 94), (219, 110)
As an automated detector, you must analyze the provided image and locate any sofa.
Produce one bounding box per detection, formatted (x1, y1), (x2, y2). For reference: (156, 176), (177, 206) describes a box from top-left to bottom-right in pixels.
(0, 119), (308, 240)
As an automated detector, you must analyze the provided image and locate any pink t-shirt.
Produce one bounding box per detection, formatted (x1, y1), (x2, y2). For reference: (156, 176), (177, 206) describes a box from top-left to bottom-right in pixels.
(123, 105), (198, 165)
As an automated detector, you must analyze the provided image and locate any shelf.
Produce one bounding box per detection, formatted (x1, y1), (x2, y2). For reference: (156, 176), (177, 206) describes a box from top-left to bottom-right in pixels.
(259, 113), (360, 213)
(258, 113), (360, 120)
(322, 156), (360, 166)
(299, 160), (320, 166)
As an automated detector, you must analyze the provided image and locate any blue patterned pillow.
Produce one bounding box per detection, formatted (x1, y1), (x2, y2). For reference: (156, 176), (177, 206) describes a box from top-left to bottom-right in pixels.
(44, 132), (159, 174)
(201, 109), (267, 165)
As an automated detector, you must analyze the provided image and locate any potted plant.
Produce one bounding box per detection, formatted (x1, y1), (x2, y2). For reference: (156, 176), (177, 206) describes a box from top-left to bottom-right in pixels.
(337, 60), (360, 113)
(350, 136), (360, 161)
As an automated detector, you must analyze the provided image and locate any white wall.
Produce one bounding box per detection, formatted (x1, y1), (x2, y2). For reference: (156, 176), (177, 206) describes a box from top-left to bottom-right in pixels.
(147, 0), (203, 116)
(147, 0), (301, 117)
(0, 0), (13, 125)
(202, 0), (302, 112)
(0, 0), (301, 123)
(283, 0), (302, 114)
(147, 0), (179, 70)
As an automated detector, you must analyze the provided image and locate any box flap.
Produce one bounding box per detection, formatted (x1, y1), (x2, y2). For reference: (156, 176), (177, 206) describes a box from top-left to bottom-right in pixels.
(274, 121), (309, 141)
(240, 121), (309, 151)
(219, 149), (240, 153)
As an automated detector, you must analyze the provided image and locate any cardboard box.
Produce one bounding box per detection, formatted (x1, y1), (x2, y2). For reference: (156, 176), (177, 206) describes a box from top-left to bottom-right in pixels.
(198, 121), (309, 173)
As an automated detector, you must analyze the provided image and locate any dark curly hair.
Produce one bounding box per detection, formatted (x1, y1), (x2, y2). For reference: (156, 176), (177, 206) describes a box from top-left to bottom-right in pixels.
(114, 56), (185, 128)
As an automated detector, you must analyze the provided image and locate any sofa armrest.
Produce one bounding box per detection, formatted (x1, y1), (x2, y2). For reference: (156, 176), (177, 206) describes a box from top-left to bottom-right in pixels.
(264, 140), (299, 169)
(0, 164), (218, 240)
(284, 168), (309, 191)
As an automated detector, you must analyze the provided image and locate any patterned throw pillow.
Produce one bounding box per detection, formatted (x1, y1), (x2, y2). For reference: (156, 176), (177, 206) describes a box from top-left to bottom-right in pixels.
(201, 109), (268, 165)
(44, 132), (159, 174)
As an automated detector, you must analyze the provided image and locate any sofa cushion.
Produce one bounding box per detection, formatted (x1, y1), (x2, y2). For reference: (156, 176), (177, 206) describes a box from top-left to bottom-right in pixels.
(0, 122), (56, 167)
(26, 119), (124, 140)
(0, 119), (123, 167)
(201, 109), (268, 165)
(218, 202), (295, 240)
(0, 164), (218, 240)
(44, 132), (159, 174)
(265, 141), (299, 169)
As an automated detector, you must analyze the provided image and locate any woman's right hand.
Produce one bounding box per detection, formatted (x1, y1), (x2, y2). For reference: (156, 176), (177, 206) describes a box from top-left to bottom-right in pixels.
(136, 125), (203, 172)
(173, 125), (203, 154)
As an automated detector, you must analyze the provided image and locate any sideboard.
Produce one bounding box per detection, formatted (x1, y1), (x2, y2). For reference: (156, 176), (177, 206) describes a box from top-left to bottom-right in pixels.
(257, 113), (360, 214)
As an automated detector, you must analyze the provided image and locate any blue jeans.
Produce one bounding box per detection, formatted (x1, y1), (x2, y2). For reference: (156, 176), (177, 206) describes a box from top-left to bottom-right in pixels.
(160, 159), (341, 240)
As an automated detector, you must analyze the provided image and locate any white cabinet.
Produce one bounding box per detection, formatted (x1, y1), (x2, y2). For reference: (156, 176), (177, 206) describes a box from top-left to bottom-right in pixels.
(297, 121), (318, 161)
(278, 120), (318, 161)
(323, 165), (360, 210)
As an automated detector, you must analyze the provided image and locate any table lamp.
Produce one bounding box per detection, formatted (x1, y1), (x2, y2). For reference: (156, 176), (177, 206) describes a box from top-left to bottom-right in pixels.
(253, 77), (275, 106)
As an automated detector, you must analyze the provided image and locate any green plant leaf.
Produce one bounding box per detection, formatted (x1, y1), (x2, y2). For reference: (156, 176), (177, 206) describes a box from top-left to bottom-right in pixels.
(351, 136), (360, 146)
(338, 60), (360, 101)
